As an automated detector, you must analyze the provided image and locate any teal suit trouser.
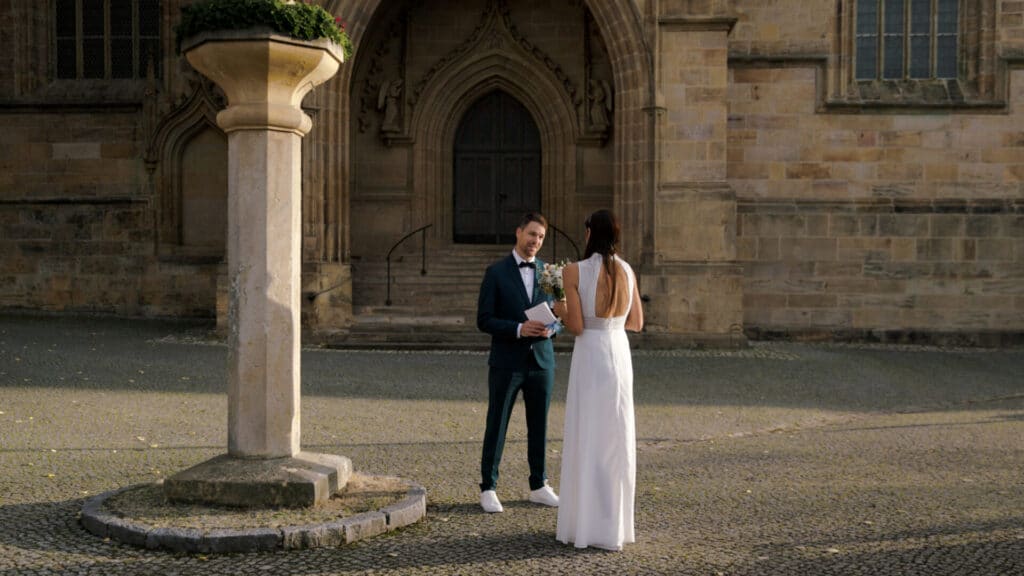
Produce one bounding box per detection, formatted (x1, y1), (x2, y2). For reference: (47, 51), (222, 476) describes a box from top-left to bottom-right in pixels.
(480, 355), (554, 492)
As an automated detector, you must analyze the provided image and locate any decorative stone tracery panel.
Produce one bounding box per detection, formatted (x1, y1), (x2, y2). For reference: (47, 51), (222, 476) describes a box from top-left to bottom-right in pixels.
(145, 84), (226, 261)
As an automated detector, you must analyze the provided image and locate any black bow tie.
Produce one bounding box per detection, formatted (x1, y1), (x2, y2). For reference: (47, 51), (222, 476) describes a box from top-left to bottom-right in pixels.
(519, 261), (535, 269)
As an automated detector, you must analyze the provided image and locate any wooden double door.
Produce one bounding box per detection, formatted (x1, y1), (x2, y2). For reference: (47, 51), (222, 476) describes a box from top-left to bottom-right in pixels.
(453, 90), (541, 244)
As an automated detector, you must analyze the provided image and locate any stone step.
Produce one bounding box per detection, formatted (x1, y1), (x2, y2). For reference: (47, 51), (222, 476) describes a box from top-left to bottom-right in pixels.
(354, 247), (571, 275)
(351, 312), (470, 327)
(350, 246), (567, 318)
(323, 323), (575, 351)
(352, 263), (489, 277)
(351, 290), (479, 308)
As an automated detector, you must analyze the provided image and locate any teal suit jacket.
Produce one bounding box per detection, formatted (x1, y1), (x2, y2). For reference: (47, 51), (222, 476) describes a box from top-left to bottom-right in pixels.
(477, 254), (556, 370)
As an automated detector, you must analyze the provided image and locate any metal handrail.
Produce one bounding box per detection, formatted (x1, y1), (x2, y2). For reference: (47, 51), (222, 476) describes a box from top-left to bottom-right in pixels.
(385, 224), (433, 306)
(547, 223), (580, 262)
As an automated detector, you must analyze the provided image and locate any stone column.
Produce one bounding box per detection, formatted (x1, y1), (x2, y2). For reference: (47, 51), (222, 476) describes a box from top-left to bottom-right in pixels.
(646, 13), (746, 347)
(165, 31), (351, 507)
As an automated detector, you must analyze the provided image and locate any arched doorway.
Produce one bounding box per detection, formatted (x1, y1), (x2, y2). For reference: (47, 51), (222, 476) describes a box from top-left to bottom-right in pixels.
(453, 90), (541, 244)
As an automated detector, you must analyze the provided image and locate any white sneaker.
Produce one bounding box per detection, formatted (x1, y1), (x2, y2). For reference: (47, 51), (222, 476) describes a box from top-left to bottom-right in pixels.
(528, 482), (559, 507)
(480, 489), (504, 513)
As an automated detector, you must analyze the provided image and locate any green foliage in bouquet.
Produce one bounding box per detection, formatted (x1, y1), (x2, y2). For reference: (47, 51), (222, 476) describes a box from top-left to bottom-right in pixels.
(176, 0), (352, 59)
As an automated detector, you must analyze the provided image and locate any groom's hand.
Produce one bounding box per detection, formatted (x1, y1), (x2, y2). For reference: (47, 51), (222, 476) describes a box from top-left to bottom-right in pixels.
(521, 320), (550, 338)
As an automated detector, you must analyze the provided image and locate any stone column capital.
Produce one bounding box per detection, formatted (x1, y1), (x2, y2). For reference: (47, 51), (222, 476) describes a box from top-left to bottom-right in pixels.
(183, 30), (345, 135)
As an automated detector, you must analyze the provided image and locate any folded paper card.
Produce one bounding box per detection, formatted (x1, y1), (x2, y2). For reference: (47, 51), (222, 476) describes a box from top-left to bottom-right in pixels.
(525, 302), (558, 325)
(524, 302), (562, 334)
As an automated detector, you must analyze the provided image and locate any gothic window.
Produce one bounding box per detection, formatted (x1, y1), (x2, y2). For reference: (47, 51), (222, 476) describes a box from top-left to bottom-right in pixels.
(854, 0), (958, 81)
(836, 0), (997, 106)
(55, 0), (161, 80)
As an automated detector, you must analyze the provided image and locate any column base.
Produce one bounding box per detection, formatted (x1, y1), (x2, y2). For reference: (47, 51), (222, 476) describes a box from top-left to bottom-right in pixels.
(164, 452), (352, 508)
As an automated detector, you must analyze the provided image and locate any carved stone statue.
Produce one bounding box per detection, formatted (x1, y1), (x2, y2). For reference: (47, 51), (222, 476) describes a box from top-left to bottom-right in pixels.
(588, 79), (612, 133)
(377, 78), (403, 134)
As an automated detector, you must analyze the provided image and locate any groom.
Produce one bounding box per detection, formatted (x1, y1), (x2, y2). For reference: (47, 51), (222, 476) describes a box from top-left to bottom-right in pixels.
(476, 212), (560, 513)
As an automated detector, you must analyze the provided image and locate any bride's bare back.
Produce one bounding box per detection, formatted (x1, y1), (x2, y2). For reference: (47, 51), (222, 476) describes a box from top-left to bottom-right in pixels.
(594, 258), (631, 319)
(556, 255), (643, 335)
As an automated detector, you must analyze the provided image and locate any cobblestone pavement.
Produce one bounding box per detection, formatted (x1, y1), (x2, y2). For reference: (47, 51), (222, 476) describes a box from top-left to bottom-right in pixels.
(1, 313), (1022, 575)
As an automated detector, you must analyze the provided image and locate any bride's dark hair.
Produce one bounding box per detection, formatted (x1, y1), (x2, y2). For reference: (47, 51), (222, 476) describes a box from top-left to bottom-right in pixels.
(583, 209), (619, 260)
(583, 210), (622, 306)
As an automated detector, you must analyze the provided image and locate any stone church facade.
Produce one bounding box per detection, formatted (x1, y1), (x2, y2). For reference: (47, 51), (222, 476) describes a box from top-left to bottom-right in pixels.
(1, 0), (1022, 345)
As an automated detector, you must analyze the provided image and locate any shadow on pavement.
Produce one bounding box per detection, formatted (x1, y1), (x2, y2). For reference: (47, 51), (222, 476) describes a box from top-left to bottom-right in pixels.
(2, 313), (1023, 413)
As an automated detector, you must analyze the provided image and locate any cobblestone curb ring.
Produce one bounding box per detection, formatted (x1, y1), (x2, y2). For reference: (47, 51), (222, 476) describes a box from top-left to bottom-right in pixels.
(79, 480), (427, 553)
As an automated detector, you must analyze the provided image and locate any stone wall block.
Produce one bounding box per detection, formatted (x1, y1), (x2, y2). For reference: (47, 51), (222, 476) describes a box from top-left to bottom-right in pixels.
(779, 238), (836, 261)
(3, 224), (51, 240)
(890, 238), (917, 261)
(858, 216), (880, 236)
(757, 237), (781, 260)
(805, 215), (829, 237)
(878, 215), (930, 237)
(1005, 216), (1024, 237)
(743, 293), (788, 310)
(916, 239), (955, 262)
(742, 213), (804, 237)
(930, 214), (966, 237)
(771, 308), (852, 329)
(77, 257), (123, 276)
(814, 262), (865, 277)
(736, 237), (756, 260)
(965, 215), (1004, 237)
(975, 239), (1016, 261)
(976, 278), (1024, 295)
(655, 189), (736, 261)
(642, 266), (743, 335)
(785, 163), (831, 179)
(837, 238), (892, 262)
(787, 294), (837, 308)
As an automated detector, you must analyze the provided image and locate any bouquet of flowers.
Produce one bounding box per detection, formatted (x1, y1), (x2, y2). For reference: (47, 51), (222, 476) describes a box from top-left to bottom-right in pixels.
(538, 261), (568, 301)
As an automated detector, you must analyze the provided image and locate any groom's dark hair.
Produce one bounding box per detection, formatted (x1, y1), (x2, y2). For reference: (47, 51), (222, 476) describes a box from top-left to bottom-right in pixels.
(518, 212), (548, 229)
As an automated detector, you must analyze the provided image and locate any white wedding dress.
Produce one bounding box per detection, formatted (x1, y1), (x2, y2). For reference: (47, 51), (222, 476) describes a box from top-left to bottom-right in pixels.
(556, 253), (636, 551)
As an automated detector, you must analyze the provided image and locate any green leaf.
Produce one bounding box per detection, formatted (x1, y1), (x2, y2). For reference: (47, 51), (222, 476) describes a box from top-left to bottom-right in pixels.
(176, 0), (353, 59)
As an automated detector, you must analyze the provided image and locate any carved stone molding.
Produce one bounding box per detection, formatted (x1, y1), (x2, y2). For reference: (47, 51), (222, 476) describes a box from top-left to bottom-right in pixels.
(357, 13), (407, 140)
(582, 9), (614, 145)
(409, 0), (582, 117)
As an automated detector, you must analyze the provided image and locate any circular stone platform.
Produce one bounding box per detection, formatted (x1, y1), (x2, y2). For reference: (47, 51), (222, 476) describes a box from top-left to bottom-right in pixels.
(80, 474), (426, 553)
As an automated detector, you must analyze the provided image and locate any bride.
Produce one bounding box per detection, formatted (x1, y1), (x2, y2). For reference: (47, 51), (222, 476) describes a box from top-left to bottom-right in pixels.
(552, 209), (644, 551)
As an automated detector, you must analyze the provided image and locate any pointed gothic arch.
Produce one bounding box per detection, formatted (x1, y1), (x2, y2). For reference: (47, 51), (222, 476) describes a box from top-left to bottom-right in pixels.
(327, 0), (653, 258)
(452, 90), (542, 244)
(408, 48), (579, 244)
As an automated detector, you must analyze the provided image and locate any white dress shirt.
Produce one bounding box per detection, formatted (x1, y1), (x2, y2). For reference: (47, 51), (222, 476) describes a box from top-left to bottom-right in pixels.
(512, 250), (536, 296)
(512, 250), (536, 339)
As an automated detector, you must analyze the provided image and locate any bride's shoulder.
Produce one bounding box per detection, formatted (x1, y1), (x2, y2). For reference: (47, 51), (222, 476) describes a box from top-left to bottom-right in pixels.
(614, 255), (635, 275)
